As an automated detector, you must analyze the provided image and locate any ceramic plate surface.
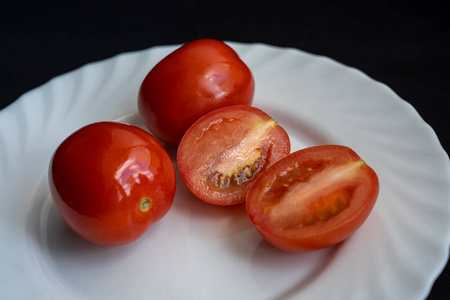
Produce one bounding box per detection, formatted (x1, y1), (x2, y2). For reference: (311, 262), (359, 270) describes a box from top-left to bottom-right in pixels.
(1, 42), (449, 300)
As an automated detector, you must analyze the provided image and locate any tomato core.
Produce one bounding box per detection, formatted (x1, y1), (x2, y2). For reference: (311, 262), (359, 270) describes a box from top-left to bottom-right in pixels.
(262, 159), (365, 229)
(204, 119), (276, 190)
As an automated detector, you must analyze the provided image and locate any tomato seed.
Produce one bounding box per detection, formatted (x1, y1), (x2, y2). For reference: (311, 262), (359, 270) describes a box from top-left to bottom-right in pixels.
(208, 148), (268, 189)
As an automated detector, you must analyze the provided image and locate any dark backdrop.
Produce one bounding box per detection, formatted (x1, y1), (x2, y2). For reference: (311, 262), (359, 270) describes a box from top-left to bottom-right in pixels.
(1, 2), (448, 299)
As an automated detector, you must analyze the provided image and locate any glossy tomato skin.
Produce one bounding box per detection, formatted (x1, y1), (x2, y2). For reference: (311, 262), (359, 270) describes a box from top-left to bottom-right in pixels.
(246, 145), (379, 252)
(177, 105), (290, 206)
(138, 39), (255, 146)
(49, 122), (176, 246)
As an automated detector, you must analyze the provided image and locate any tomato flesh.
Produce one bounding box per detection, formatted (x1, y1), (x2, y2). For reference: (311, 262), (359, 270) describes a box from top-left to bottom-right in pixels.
(177, 105), (290, 206)
(49, 122), (176, 246)
(246, 145), (379, 252)
(138, 39), (255, 146)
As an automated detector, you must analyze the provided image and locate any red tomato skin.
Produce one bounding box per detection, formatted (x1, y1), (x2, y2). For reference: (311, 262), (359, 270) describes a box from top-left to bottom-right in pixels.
(177, 105), (290, 206)
(138, 39), (255, 146)
(246, 145), (379, 252)
(49, 122), (176, 246)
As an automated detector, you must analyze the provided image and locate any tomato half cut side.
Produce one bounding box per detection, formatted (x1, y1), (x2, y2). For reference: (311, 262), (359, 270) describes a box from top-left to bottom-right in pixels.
(177, 105), (290, 206)
(246, 145), (379, 252)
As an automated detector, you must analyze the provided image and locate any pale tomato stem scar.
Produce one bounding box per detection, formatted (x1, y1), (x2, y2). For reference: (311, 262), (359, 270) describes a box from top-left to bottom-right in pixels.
(140, 197), (153, 212)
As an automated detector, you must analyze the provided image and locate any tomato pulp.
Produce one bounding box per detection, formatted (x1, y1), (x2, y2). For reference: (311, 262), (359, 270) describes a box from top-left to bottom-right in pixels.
(138, 39), (255, 146)
(49, 122), (176, 246)
(246, 145), (379, 252)
(177, 105), (290, 206)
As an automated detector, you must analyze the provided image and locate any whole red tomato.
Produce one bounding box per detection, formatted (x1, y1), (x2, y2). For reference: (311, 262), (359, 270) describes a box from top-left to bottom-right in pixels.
(246, 145), (379, 252)
(49, 122), (176, 246)
(138, 39), (255, 146)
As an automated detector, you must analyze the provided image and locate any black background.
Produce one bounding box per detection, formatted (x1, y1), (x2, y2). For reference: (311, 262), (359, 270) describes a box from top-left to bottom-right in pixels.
(1, 1), (448, 299)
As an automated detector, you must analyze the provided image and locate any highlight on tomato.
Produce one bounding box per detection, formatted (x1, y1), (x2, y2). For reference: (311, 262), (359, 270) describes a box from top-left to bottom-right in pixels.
(246, 145), (379, 252)
(49, 122), (176, 246)
(138, 39), (255, 146)
(177, 105), (291, 206)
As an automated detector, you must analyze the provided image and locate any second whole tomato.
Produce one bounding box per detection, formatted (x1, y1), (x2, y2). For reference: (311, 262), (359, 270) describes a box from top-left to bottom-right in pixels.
(138, 39), (255, 146)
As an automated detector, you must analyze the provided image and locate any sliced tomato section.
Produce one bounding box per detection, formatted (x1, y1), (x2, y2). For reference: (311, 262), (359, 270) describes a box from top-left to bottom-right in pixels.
(177, 105), (290, 206)
(246, 145), (379, 252)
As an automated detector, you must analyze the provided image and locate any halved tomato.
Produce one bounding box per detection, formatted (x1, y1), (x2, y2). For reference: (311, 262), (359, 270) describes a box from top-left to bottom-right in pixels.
(246, 145), (379, 252)
(177, 105), (290, 206)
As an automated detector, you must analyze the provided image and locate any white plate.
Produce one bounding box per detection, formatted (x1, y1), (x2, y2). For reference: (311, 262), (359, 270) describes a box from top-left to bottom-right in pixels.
(0, 42), (449, 300)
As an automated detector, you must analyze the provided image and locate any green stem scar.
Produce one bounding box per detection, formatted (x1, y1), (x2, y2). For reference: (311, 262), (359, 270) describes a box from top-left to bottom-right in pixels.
(140, 197), (153, 212)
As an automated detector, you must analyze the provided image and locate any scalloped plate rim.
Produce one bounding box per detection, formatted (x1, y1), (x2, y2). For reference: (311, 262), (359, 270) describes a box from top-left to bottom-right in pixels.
(0, 41), (449, 300)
